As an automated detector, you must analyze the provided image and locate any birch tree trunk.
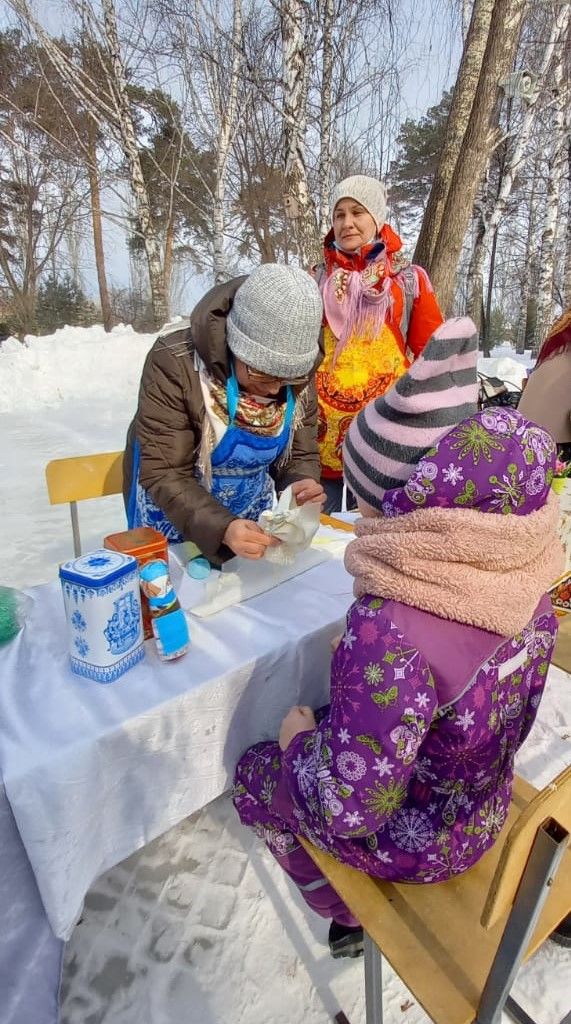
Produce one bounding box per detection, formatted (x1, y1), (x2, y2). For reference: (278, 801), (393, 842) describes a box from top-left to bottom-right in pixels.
(461, 0), (473, 41)
(479, 5), (570, 257)
(413, 0), (495, 271)
(163, 211), (176, 307)
(86, 116), (113, 332)
(101, 0), (167, 326)
(516, 157), (540, 353)
(281, 0), (319, 267)
(427, 0), (527, 314)
(466, 207), (486, 334)
(318, 0), (335, 239)
(483, 226), (498, 356)
(535, 51), (569, 352)
(212, 0), (243, 285)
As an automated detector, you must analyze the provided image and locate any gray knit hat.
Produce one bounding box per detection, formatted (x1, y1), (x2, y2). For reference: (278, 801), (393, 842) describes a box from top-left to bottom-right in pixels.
(226, 264), (322, 378)
(331, 175), (388, 231)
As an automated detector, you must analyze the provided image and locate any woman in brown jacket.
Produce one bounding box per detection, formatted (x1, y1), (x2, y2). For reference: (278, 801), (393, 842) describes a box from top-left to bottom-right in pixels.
(124, 265), (325, 564)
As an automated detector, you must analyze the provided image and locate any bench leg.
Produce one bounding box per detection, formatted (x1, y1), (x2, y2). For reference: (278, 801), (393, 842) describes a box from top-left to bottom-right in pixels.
(364, 931), (383, 1024)
(70, 501), (81, 557)
(506, 998), (571, 1024)
(475, 820), (569, 1024)
(504, 995), (539, 1024)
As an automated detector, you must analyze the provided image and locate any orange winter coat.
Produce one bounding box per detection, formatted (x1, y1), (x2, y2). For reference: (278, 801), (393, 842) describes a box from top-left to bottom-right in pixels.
(316, 225), (443, 479)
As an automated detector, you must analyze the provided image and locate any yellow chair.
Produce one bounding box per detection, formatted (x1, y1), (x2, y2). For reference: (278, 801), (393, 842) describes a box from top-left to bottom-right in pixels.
(301, 766), (571, 1024)
(45, 451), (124, 557)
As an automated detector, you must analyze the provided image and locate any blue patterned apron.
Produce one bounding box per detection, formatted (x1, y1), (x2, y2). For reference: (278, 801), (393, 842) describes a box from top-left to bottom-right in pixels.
(128, 371), (295, 544)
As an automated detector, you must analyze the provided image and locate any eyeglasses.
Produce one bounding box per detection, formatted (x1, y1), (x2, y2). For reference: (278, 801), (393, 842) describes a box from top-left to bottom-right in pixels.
(245, 365), (310, 388)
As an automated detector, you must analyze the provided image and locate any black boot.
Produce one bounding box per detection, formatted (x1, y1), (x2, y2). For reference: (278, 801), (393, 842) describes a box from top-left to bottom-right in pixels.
(550, 913), (571, 948)
(328, 920), (364, 959)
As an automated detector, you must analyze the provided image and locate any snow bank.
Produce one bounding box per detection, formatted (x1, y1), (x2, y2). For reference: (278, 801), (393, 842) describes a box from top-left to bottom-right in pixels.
(0, 327), (537, 415)
(0, 323), (157, 413)
(478, 346), (533, 390)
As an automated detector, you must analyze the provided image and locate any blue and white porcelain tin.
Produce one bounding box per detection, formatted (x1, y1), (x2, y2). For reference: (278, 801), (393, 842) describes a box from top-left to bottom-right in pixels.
(59, 549), (144, 682)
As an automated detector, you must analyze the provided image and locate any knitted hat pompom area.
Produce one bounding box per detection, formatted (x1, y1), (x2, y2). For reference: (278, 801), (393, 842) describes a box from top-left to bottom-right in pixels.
(226, 264), (323, 379)
(343, 317), (479, 512)
(330, 175), (388, 232)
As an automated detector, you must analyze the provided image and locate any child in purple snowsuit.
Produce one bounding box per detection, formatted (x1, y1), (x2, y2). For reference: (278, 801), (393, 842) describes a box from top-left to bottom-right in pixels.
(233, 317), (564, 957)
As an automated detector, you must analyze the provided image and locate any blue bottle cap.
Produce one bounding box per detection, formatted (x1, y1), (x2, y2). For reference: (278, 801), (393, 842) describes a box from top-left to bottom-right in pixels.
(187, 556), (211, 580)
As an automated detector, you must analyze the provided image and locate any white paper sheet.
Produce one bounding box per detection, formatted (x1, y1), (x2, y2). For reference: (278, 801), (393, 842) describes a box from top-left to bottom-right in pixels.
(173, 523), (350, 618)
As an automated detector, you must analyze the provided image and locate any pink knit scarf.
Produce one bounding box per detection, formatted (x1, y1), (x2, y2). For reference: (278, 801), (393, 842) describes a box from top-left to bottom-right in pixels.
(344, 493), (564, 637)
(321, 262), (394, 364)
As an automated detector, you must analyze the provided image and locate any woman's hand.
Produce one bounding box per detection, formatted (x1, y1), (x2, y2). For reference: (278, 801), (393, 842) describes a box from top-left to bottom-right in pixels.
(291, 479), (326, 507)
(279, 705), (316, 751)
(223, 519), (280, 559)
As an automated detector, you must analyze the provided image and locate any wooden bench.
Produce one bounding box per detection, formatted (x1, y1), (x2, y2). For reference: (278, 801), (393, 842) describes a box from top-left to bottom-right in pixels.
(301, 766), (571, 1024)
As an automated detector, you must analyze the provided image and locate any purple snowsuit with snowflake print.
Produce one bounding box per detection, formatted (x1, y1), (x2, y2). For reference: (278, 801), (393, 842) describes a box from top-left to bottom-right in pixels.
(233, 409), (559, 926)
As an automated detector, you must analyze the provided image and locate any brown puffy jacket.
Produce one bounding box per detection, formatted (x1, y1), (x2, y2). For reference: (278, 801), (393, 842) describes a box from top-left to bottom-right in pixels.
(123, 277), (323, 563)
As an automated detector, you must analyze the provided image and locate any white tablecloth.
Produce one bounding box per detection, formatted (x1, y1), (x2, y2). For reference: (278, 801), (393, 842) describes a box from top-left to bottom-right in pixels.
(0, 782), (63, 1024)
(0, 532), (355, 941)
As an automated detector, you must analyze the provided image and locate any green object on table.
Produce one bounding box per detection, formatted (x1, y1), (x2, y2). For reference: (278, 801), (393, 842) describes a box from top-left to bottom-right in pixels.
(0, 586), (30, 646)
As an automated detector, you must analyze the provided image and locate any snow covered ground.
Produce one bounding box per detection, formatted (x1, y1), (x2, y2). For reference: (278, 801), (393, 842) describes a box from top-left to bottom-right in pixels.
(1, 324), (157, 590)
(1, 326), (569, 1024)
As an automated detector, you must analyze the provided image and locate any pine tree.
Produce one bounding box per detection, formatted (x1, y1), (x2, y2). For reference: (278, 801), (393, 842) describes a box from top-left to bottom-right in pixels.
(389, 92), (452, 235)
(36, 273), (97, 333)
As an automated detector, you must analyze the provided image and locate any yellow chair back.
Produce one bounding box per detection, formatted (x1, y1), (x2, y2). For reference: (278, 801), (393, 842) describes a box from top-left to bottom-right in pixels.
(45, 451), (124, 556)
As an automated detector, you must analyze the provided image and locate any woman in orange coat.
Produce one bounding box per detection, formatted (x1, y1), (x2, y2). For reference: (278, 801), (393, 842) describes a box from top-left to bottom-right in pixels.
(316, 175), (444, 511)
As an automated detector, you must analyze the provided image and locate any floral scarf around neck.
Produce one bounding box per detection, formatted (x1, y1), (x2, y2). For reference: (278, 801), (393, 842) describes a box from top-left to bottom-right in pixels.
(319, 224), (410, 364)
(208, 373), (287, 435)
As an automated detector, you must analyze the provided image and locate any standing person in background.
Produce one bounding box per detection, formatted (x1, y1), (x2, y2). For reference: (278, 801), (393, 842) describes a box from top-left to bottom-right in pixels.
(123, 265), (325, 565)
(519, 307), (571, 463)
(315, 175), (444, 512)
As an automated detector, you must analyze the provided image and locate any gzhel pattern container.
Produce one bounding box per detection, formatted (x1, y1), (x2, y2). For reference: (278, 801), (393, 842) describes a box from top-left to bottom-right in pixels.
(59, 549), (144, 682)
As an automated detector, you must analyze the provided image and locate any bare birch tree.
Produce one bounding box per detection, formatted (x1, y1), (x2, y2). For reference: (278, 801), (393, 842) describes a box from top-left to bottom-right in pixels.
(465, 183), (488, 332)
(427, 0), (527, 313)
(0, 144), (86, 335)
(281, 0), (318, 266)
(9, 0), (169, 326)
(212, 0), (243, 283)
(471, 4), (570, 300)
(535, 45), (569, 349)
(461, 0), (473, 40)
(516, 153), (540, 353)
(414, 0), (495, 271)
(100, 0), (167, 324)
(85, 112), (113, 330)
(317, 0), (335, 237)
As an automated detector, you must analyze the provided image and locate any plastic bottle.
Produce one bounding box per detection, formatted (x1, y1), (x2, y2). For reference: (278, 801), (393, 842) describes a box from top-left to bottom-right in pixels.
(139, 560), (190, 660)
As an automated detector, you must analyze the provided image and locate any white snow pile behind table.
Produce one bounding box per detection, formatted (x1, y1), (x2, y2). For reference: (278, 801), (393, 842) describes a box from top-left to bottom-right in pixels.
(0, 323), (158, 413)
(0, 328), (536, 414)
(479, 345), (534, 390)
